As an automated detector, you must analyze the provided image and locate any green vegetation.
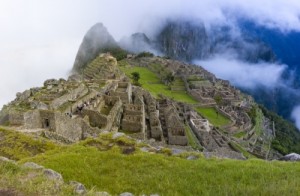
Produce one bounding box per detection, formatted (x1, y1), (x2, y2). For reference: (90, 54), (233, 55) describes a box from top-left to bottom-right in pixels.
(102, 47), (128, 61)
(233, 131), (247, 139)
(214, 95), (223, 106)
(170, 78), (186, 91)
(58, 101), (74, 112)
(131, 72), (141, 86)
(22, 134), (300, 195)
(0, 128), (57, 160)
(120, 66), (197, 104)
(196, 107), (231, 127)
(11, 102), (31, 112)
(254, 107), (264, 135)
(187, 75), (204, 82)
(185, 125), (203, 151)
(259, 105), (300, 155)
(247, 105), (264, 135)
(163, 72), (175, 86)
(0, 161), (78, 195)
(0, 128), (299, 195)
(135, 51), (154, 58)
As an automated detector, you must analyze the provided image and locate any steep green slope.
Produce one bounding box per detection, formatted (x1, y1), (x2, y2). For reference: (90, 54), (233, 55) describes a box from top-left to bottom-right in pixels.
(260, 105), (300, 154)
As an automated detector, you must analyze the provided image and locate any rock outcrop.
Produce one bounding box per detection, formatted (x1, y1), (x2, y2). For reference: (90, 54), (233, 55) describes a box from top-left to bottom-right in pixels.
(279, 153), (300, 161)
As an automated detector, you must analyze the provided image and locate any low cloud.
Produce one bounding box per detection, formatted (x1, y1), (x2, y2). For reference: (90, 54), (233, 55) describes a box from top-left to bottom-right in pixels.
(1, 0), (300, 109)
(195, 56), (286, 89)
(292, 106), (300, 129)
(0, 40), (78, 108)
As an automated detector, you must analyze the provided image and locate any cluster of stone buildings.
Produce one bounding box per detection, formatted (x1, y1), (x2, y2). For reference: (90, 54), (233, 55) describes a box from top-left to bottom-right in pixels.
(1, 54), (261, 159)
(2, 54), (190, 146)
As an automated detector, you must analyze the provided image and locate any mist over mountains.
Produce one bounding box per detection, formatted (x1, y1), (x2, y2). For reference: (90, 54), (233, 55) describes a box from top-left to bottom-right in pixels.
(115, 18), (300, 128)
(2, 0), (300, 129)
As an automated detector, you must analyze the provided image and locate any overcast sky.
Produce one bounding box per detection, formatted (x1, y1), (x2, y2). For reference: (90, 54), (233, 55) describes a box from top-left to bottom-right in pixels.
(1, 0), (300, 109)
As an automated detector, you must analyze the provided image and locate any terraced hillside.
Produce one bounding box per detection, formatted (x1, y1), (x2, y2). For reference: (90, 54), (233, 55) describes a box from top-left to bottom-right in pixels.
(1, 52), (300, 195)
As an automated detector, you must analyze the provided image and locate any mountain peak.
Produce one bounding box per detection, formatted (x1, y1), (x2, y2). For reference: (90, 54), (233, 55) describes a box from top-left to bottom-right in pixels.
(73, 23), (118, 72)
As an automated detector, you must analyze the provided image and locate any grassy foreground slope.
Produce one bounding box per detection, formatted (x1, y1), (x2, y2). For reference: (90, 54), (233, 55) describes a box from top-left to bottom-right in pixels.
(0, 128), (299, 195)
(20, 133), (300, 196)
(0, 128), (57, 160)
(0, 161), (78, 196)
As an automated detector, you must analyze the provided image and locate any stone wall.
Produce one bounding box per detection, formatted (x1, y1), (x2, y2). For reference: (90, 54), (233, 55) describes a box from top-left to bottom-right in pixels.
(149, 111), (163, 139)
(81, 109), (107, 128)
(121, 104), (145, 133)
(24, 109), (98, 142)
(110, 82), (132, 104)
(55, 113), (84, 141)
(50, 84), (88, 109)
(168, 135), (188, 146)
(105, 98), (123, 131)
(121, 115), (143, 132)
(189, 89), (215, 104)
(163, 105), (187, 146)
(69, 91), (99, 113)
(24, 110), (41, 129)
(8, 110), (24, 126)
(189, 118), (210, 133)
(123, 104), (143, 115)
(39, 110), (56, 130)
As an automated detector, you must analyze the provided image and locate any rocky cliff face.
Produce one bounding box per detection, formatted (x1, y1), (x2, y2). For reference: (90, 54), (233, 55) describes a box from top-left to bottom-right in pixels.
(73, 23), (118, 71)
(155, 20), (210, 61)
(154, 20), (275, 63)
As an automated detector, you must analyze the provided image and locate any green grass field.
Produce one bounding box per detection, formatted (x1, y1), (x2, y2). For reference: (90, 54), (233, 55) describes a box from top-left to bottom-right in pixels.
(0, 128), (300, 195)
(196, 107), (231, 127)
(23, 137), (300, 195)
(120, 66), (197, 104)
(0, 161), (78, 195)
(0, 128), (57, 160)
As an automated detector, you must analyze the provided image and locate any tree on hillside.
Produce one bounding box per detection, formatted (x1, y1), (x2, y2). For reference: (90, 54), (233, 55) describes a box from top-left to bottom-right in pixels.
(214, 95), (223, 119)
(164, 72), (175, 86)
(131, 72), (140, 85)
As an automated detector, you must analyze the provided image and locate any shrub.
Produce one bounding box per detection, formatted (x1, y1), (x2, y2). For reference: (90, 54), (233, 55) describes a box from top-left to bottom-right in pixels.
(135, 51), (154, 58)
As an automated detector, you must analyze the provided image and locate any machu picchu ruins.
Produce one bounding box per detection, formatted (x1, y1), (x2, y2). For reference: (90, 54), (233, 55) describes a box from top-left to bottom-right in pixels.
(0, 52), (280, 160)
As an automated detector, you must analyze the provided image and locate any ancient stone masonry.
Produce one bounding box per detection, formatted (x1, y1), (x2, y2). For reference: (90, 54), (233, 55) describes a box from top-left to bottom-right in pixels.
(121, 104), (145, 133)
(188, 110), (242, 157)
(81, 95), (123, 132)
(162, 102), (188, 146)
(23, 109), (96, 141)
(8, 110), (25, 126)
(2, 53), (274, 160)
(83, 53), (123, 80)
(219, 106), (252, 131)
(110, 82), (132, 104)
(132, 87), (163, 140)
(50, 83), (88, 109)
